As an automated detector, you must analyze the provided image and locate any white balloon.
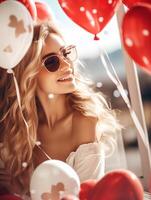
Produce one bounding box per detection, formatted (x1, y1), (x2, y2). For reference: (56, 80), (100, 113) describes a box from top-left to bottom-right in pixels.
(0, 0), (33, 69)
(30, 160), (80, 200)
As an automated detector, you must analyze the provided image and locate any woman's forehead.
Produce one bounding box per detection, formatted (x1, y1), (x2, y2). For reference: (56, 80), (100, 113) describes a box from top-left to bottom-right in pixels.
(42, 33), (65, 56)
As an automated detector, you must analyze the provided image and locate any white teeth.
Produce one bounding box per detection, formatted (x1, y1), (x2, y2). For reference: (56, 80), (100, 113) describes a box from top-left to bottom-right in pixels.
(58, 74), (72, 81)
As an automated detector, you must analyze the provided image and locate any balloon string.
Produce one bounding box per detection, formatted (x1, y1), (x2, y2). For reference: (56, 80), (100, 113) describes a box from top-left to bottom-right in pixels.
(7, 69), (30, 138)
(36, 145), (52, 160)
(94, 34), (100, 40)
(99, 51), (148, 148)
(7, 69), (52, 161)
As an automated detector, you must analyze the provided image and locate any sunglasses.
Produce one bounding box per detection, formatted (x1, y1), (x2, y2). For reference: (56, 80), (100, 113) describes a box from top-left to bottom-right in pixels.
(42, 45), (77, 72)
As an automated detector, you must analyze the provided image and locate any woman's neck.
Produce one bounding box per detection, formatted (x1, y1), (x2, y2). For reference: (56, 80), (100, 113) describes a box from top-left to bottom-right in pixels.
(36, 89), (72, 129)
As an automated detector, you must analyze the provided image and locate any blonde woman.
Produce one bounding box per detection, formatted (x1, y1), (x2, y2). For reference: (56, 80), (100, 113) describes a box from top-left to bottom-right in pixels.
(0, 22), (121, 197)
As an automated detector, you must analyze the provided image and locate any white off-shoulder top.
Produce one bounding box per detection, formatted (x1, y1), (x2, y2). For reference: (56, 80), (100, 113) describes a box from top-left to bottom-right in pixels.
(0, 142), (105, 182)
(65, 142), (105, 182)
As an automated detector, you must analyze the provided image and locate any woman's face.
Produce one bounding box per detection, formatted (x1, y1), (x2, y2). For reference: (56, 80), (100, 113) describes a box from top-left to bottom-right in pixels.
(37, 33), (77, 95)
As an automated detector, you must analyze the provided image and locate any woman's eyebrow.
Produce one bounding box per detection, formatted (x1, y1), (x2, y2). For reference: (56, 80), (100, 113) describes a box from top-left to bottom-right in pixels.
(42, 52), (56, 60)
(42, 46), (65, 60)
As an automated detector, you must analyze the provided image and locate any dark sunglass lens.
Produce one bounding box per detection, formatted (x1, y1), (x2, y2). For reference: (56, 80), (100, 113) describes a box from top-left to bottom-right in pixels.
(44, 56), (60, 72)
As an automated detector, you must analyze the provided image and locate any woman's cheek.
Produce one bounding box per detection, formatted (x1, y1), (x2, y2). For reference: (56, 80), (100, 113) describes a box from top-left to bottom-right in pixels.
(37, 70), (55, 93)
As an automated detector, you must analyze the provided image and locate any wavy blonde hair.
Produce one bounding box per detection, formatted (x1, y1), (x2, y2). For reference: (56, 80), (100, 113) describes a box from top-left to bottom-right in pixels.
(0, 22), (121, 195)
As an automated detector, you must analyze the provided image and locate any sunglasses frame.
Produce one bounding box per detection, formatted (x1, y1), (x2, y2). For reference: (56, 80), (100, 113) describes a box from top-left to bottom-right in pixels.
(41, 45), (77, 73)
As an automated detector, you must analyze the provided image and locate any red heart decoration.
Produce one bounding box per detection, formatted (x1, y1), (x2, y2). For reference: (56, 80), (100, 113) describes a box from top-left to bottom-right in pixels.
(122, 3), (151, 75)
(122, 0), (151, 8)
(79, 180), (97, 200)
(0, 0), (37, 20)
(58, 0), (121, 39)
(88, 170), (143, 200)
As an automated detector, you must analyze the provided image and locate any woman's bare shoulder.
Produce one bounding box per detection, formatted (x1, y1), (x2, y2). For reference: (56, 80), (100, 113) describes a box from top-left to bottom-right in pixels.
(72, 111), (98, 144)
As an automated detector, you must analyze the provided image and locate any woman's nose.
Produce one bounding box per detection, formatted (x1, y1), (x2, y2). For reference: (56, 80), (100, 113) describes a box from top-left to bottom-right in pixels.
(59, 57), (71, 71)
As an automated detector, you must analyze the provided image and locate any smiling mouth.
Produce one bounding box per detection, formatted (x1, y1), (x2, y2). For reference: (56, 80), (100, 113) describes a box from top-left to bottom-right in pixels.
(57, 74), (73, 82)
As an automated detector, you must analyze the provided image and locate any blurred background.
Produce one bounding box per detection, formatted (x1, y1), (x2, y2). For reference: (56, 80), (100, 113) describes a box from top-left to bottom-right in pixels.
(44, 0), (151, 182)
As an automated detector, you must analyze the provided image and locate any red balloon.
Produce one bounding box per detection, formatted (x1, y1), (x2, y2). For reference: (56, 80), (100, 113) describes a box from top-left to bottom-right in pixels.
(35, 1), (54, 21)
(79, 180), (97, 200)
(123, 0), (151, 8)
(0, 0), (37, 20)
(88, 170), (144, 200)
(0, 195), (23, 200)
(122, 3), (151, 75)
(58, 0), (121, 39)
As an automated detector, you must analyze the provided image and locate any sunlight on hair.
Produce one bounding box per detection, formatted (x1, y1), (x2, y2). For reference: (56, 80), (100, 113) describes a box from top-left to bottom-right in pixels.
(22, 162), (28, 168)
(96, 82), (103, 88)
(48, 93), (55, 99)
(35, 141), (41, 146)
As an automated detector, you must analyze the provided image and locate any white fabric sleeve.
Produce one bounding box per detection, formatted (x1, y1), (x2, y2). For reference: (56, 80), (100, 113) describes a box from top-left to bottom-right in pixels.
(66, 142), (105, 183)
